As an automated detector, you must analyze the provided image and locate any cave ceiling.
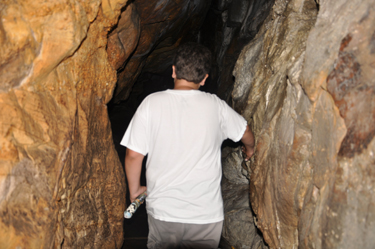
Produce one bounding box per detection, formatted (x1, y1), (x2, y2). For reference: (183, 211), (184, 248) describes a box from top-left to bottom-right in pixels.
(107, 0), (274, 103)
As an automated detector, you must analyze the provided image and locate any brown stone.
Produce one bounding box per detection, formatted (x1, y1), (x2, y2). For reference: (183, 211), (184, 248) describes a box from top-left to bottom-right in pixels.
(107, 3), (140, 71)
(0, 1), (126, 248)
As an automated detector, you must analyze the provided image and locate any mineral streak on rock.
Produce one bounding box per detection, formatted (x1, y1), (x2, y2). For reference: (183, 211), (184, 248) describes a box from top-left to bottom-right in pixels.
(321, 5), (375, 249)
(0, 0), (126, 248)
(327, 28), (375, 157)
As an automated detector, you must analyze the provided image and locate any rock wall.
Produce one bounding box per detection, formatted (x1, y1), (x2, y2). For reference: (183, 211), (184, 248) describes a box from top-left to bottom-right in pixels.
(108, 0), (212, 103)
(0, 0), (127, 248)
(231, 0), (375, 248)
(200, 0), (275, 99)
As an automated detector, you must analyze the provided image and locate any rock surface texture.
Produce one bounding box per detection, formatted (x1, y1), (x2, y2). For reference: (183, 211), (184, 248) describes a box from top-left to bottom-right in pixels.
(2, 0), (375, 248)
(201, 0), (275, 99)
(231, 0), (375, 248)
(221, 147), (268, 249)
(0, 0), (127, 248)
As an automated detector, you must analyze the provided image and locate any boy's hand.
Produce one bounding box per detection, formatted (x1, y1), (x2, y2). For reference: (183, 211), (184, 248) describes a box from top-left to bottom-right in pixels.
(242, 146), (254, 161)
(241, 125), (255, 161)
(130, 186), (147, 203)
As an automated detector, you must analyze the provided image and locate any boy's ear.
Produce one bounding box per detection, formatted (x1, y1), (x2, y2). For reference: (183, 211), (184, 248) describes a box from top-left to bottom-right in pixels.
(199, 74), (209, 86)
(172, 65), (176, 79)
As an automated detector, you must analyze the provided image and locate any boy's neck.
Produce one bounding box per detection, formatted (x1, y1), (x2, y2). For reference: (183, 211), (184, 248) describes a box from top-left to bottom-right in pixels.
(173, 79), (201, 90)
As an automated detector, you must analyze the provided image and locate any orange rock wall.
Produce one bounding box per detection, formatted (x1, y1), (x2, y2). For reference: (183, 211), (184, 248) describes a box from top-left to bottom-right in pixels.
(0, 0), (127, 248)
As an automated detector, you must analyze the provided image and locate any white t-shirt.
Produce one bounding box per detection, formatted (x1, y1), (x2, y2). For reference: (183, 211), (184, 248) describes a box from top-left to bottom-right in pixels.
(121, 89), (247, 224)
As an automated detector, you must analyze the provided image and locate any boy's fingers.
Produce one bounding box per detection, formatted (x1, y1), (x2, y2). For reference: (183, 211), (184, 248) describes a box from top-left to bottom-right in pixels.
(242, 146), (254, 162)
(242, 146), (249, 160)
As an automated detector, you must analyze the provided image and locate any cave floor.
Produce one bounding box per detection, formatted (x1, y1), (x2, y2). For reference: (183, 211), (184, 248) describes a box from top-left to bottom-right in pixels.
(120, 202), (231, 249)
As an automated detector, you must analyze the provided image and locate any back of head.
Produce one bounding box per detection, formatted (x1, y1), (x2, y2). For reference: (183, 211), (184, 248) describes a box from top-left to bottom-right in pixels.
(173, 42), (212, 84)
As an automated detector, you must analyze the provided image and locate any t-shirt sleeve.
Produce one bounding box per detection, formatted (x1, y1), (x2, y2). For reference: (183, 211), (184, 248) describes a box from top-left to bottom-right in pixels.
(120, 100), (149, 156)
(220, 99), (247, 142)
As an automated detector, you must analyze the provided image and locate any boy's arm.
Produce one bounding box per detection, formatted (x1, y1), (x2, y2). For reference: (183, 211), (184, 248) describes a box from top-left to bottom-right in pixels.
(125, 149), (147, 202)
(241, 125), (255, 161)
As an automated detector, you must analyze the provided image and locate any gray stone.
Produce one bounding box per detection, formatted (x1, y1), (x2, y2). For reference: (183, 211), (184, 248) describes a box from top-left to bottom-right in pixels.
(222, 179), (268, 249)
(222, 147), (250, 185)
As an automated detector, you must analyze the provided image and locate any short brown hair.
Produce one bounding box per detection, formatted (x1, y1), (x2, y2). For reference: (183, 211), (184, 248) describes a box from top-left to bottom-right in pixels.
(173, 42), (212, 83)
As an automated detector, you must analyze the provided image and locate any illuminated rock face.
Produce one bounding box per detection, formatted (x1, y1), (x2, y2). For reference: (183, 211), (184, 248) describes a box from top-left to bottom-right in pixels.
(232, 0), (375, 248)
(0, 1), (127, 248)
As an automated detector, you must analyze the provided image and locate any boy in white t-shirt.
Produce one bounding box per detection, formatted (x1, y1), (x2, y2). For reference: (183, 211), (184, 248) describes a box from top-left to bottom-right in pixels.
(121, 42), (255, 249)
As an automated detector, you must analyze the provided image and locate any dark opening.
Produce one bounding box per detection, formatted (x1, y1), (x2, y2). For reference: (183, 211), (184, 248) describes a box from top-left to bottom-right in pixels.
(108, 69), (174, 248)
(107, 0), (275, 247)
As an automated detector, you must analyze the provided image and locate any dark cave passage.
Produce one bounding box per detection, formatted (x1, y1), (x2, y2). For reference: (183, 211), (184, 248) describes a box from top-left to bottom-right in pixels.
(108, 70), (174, 249)
(107, 0), (275, 248)
(108, 0), (375, 247)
